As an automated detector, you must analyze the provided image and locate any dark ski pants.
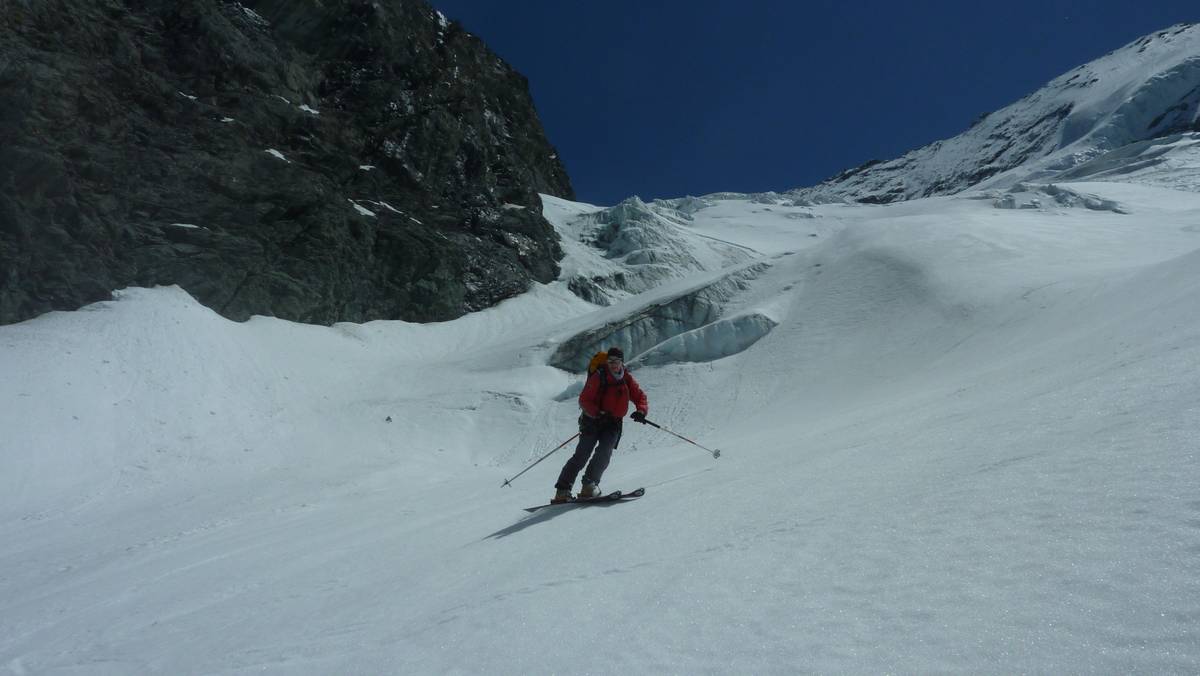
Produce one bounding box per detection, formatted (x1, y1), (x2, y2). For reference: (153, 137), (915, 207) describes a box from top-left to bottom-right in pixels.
(555, 423), (620, 490)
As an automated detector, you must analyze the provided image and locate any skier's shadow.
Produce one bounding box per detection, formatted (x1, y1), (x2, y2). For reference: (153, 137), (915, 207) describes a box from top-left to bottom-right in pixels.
(483, 467), (716, 541)
(483, 500), (625, 540)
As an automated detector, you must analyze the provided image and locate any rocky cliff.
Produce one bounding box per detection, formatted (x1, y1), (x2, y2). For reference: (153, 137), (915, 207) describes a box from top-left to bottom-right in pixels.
(0, 0), (573, 325)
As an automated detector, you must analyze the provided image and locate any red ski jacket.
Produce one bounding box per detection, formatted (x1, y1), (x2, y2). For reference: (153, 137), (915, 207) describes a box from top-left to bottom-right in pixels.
(579, 368), (648, 419)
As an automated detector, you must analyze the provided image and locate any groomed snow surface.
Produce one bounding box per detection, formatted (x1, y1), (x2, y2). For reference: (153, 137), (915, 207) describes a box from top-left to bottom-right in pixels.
(2, 183), (1200, 673)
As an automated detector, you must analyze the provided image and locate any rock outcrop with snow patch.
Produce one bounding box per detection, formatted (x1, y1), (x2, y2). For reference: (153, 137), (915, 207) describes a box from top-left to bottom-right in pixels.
(0, 0), (572, 326)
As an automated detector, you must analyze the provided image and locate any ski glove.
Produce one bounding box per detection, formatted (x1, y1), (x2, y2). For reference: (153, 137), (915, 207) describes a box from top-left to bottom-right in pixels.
(631, 410), (647, 423)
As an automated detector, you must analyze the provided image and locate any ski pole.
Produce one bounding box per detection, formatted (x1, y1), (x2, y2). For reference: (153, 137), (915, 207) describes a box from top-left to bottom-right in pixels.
(501, 432), (580, 487)
(639, 418), (721, 458)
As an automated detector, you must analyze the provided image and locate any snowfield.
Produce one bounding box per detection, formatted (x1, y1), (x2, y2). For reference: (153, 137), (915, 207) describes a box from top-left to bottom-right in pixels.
(2, 179), (1199, 674)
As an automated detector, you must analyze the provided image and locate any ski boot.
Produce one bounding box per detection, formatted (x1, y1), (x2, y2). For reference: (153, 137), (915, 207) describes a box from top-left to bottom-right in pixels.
(551, 488), (573, 504)
(579, 482), (600, 499)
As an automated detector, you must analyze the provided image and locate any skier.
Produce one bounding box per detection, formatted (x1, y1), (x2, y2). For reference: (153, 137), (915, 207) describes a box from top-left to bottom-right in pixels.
(553, 347), (649, 503)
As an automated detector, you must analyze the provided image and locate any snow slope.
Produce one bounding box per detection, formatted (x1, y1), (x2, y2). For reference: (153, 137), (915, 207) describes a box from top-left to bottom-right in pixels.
(3, 178), (1199, 673)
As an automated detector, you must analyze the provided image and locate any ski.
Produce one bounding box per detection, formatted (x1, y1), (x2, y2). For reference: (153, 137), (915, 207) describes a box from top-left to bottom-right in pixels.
(523, 487), (645, 513)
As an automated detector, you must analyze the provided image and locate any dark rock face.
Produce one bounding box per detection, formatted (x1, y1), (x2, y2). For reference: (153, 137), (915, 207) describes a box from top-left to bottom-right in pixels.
(0, 0), (573, 325)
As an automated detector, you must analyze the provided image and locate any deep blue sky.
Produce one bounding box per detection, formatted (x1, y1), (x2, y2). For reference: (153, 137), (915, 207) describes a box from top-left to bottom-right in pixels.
(430, 1), (1196, 205)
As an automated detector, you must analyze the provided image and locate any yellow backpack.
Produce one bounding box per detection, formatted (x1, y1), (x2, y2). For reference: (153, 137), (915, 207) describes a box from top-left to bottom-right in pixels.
(586, 351), (608, 375)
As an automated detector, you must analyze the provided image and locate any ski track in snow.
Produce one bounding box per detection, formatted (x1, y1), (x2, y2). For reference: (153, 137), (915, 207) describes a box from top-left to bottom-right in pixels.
(2, 182), (1200, 673)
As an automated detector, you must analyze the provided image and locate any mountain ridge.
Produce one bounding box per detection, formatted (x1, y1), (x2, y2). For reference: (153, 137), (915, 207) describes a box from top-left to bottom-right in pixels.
(786, 22), (1200, 204)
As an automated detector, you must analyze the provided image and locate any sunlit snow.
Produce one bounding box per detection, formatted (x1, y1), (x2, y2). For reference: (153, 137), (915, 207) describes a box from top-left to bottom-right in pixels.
(2, 177), (1198, 673)
(348, 200), (375, 217)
